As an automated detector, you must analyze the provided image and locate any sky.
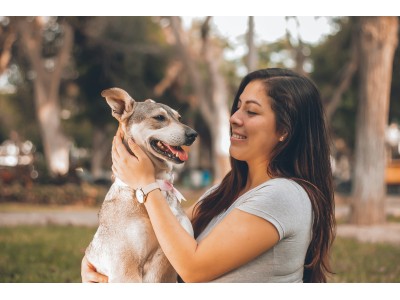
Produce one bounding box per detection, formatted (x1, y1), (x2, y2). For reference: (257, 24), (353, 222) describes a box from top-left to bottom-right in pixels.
(181, 16), (337, 61)
(183, 16), (335, 45)
(3, 0), (398, 17)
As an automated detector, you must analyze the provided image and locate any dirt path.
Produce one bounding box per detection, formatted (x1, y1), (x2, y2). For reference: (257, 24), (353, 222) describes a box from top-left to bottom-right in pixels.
(1, 195), (400, 245)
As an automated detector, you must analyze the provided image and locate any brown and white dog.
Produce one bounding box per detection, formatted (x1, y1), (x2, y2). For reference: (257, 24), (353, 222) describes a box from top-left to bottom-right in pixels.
(85, 88), (197, 282)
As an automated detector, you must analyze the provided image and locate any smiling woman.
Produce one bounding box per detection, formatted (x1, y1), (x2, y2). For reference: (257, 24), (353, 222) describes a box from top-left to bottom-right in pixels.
(190, 68), (335, 282)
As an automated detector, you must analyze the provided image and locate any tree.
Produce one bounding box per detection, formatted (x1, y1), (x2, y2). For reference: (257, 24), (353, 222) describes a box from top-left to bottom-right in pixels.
(70, 17), (171, 180)
(310, 17), (360, 150)
(351, 17), (399, 225)
(17, 17), (73, 176)
(245, 16), (258, 72)
(164, 17), (231, 182)
(0, 17), (16, 76)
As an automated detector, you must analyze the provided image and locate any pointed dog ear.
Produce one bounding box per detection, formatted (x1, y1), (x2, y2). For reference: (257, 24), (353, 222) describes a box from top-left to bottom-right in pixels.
(101, 88), (136, 122)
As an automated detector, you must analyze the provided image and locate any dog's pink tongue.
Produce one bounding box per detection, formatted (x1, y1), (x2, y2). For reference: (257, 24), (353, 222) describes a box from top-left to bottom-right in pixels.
(178, 150), (188, 161)
(164, 144), (188, 161)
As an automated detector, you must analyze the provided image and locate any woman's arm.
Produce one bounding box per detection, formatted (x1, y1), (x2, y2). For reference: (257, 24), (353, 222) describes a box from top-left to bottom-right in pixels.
(185, 202), (198, 221)
(113, 135), (279, 282)
(144, 190), (279, 282)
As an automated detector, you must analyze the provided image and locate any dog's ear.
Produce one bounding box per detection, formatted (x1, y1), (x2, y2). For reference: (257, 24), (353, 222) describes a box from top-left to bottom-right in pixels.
(101, 88), (136, 122)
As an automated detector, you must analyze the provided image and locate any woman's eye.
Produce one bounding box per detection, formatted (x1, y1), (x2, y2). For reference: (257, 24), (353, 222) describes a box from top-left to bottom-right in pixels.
(153, 115), (166, 121)
(247, 111), (257, 115)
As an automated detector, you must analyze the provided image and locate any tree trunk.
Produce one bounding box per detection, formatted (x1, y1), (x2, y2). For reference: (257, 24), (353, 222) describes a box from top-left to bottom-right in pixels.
(34, 77), (70, 176)
(0, 19), (16, 75)
(285, 17), (307, 76)
(91, 127), (111, 180)
(246, 16), (258, 72)
(201, 17), (231, 183)
(18, 17), (72, 176)
(167, 16), (230, 183)
(351, 17), (398, 225)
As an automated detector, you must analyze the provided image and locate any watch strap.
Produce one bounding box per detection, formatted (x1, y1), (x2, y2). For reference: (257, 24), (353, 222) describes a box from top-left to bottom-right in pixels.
(142, 182), (161, 196)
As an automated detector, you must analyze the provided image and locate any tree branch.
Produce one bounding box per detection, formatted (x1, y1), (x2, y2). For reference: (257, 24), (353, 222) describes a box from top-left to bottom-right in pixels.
(325, 24), (359, 121)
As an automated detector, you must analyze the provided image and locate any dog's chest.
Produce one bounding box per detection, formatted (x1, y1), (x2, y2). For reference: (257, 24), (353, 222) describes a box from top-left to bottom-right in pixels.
(99, 184), (148, 224)
(86, 181), (193, 282)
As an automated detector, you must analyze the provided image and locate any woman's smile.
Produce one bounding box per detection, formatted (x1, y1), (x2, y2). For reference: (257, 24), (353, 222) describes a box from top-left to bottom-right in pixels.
(231, 132), (247, 141)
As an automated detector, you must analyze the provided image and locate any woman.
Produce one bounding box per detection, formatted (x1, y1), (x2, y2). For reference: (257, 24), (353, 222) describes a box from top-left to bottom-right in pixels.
(81, 68), (335, 283)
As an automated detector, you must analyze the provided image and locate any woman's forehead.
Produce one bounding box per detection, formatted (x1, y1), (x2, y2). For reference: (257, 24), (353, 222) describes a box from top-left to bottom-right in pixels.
(240, 81), (271, 106)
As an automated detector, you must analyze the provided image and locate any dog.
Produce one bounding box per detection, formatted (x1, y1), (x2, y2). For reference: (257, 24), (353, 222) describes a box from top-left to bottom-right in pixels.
(85, 88), (197, 282)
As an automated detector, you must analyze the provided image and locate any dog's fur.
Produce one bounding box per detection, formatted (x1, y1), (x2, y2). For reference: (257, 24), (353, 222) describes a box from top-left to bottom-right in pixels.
(85, 88), (197, 282)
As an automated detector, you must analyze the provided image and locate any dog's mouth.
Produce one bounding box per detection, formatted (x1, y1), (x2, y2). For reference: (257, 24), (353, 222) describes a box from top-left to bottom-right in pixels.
(150, 140), (188, 164)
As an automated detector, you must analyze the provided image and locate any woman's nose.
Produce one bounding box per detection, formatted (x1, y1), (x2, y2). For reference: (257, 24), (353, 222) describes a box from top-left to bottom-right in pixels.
(230, 111), (243, 126)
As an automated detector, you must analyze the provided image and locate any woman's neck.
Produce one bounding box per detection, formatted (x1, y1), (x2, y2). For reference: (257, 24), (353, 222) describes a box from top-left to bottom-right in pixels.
(244, 159), (272, 191)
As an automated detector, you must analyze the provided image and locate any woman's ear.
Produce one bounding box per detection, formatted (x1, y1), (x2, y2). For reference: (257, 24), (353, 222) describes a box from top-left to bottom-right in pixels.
(279, 132), (288, 142)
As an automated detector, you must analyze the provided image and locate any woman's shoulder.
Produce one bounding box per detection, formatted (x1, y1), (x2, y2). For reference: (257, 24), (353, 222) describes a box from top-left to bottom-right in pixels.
(237, 177), (312, 239)
(253, 177), (306, 195)
(245, 177), (311, 209)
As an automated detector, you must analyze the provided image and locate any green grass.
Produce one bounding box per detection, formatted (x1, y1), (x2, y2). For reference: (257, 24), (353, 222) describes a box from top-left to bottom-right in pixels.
(0, 226), (96, 283)
(330, 237), (400, 282)
(1, 226), (400, 282)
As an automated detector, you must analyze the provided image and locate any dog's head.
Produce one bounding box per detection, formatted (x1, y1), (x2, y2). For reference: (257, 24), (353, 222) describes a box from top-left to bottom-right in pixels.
(102, 88), (197, 173)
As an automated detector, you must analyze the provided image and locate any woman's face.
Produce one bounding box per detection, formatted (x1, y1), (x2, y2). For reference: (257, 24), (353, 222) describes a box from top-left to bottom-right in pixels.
(229, 80), (282, 164)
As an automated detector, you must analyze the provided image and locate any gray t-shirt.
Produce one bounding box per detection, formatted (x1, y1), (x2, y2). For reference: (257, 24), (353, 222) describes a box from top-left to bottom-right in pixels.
(196, 178), (312, 282)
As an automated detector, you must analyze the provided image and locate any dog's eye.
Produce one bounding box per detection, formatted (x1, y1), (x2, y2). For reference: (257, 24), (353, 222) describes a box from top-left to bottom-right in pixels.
(153, 115), (166, 122)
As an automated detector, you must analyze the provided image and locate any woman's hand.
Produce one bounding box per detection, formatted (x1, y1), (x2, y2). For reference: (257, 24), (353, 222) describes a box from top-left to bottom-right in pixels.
(111, 131), (156, 189)
(81, 255), (108, 283)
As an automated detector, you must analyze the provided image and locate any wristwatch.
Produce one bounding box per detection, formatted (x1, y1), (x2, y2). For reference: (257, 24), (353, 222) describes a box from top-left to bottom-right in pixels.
(135, 182), (161, 204)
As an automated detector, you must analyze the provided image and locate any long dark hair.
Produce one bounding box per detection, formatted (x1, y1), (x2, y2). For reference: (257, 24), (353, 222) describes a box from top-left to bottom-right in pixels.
(191, 68), (336, 283)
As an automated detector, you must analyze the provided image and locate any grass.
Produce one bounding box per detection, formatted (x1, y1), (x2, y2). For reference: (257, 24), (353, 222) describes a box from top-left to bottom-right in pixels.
(1, 225), (400, 283)
(330, 237), (400, 282)
(0, 226), (96, 283)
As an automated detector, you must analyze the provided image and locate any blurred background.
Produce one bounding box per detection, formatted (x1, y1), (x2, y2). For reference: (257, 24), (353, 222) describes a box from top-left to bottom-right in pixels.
(0, 16), (400, 283)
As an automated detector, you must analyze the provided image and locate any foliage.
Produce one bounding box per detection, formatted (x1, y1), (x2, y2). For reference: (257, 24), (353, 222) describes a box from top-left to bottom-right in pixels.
(310, 17), (359, 149)
(0, 182), (108, 206)
(0, 226), (399, 282)
(69, 17), (171, 128)
(310, 16), (400, 151)
(1, 17), (177, 176)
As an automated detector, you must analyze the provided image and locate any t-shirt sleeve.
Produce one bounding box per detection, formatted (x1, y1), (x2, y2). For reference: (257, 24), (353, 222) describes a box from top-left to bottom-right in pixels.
(236, 179), (307, 240)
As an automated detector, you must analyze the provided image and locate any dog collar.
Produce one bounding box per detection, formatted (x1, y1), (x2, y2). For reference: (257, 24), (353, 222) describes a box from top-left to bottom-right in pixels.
(156, 179), (186, 203)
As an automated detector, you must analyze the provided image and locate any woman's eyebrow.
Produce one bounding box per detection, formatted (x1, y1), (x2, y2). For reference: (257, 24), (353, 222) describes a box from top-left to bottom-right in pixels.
(240, 99), (262, 106)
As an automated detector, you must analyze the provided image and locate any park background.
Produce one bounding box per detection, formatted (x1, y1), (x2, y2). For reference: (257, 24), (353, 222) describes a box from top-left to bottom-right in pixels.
(1, 5), (400, 286)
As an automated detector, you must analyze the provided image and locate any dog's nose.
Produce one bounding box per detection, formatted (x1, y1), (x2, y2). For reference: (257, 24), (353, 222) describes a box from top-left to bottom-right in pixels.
(184, 129), (198, 146)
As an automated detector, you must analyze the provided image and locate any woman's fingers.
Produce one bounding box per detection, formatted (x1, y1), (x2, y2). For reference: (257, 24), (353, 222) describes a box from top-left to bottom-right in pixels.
(114, 134), (139, 162)
(128, 139), (146, 160)
(86, 272), (108, 283)
(81, 256), (109, 283)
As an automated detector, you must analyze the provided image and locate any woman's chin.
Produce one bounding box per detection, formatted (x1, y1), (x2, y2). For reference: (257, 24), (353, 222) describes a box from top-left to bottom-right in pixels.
(229, 148), (246, 161)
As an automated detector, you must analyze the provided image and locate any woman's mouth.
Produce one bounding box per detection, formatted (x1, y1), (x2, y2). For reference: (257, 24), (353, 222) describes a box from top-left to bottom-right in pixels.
(231, 133), (247, 140)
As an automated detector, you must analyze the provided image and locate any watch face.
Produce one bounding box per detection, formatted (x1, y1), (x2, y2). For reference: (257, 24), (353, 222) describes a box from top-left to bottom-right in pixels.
(135, 189), (145, 203)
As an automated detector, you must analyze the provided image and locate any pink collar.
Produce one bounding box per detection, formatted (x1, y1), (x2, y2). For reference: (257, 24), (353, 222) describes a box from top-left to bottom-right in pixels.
(156, 179), (186, 203)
